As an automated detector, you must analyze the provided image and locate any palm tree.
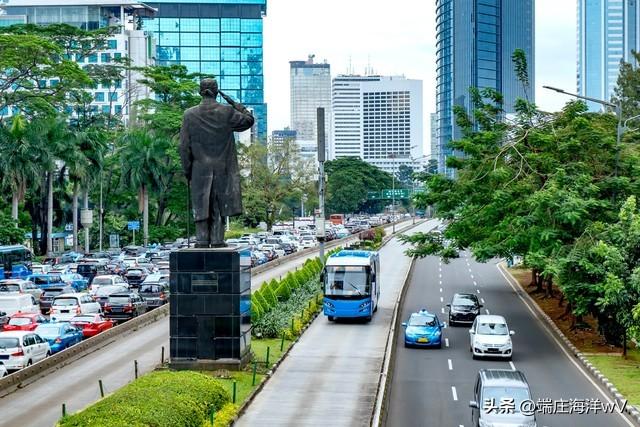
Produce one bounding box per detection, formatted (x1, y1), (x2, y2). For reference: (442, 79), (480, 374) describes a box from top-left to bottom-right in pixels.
(0, 115), (44, 222)
(119, 128), (170, 247)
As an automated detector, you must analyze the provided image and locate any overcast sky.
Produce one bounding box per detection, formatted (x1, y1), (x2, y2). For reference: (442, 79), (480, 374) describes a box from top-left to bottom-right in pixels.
(262, 0), (577, 154)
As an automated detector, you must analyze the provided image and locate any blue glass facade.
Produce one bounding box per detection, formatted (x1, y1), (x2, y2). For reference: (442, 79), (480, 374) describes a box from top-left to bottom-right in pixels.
(435, 0), (534, 177)
(145, 1), (268, 139)
(578, 0), (639, 111)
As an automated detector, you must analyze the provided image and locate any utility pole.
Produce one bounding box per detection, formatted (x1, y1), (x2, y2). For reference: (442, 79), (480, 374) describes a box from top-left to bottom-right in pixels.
(99, 172), (103, 252)
(317, 108), (326, 263)
(391, 154), (396, 234)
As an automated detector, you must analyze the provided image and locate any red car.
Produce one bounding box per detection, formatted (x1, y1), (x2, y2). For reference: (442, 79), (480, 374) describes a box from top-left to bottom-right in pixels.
(70, 314), (115, 338)
(2, 313), (49, 331)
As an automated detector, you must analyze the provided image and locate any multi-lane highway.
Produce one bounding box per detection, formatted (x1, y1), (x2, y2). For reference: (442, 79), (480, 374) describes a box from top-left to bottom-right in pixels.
(237, 220), (438, 427)
(385, 252), (635, 427)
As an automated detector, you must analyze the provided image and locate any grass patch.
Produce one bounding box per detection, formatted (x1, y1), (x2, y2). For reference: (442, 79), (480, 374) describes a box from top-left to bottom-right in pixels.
(251, 337), (293, 370)
(214, 371), (265, 406)
(587, 349), (640, 407)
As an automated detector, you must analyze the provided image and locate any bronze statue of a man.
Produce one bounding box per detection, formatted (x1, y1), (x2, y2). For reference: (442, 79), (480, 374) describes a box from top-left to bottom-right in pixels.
(179, 79), (255, 248)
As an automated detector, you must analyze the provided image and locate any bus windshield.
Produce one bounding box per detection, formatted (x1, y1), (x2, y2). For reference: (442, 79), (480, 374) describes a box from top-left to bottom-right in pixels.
(324, 266), (369, 296)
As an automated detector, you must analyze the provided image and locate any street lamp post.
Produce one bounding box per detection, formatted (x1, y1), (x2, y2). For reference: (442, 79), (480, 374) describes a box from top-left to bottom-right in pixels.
(542, 85), (623, 185)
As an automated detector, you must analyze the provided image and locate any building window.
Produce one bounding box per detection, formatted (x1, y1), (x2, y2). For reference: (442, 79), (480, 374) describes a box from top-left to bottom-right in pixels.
(114, 52), (122, 60)
(88, 53), (98, 63)
(102, 105), (111, 114)
(180, 18), (199, 32)
(115, 105), (122, 115)
(221, 32), (240, 46)
(101, 53), (111, 63)
(107, 39), (117, 50)
(160, 32), (179, 46)
(94, 92), (105, 102)
(109, 92), (118, 102)
(201, 18), (220, 33)
(221, 18), (240, 32)
(201, 33), (220, 47)
(181, 33), (200, 47)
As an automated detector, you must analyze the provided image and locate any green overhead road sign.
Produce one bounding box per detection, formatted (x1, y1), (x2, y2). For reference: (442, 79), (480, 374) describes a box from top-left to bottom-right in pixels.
(367, 189), (413, 200)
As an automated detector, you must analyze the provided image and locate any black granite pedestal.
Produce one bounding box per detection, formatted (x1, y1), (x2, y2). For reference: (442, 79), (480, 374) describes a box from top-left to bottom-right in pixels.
(169, 246), (252, 370)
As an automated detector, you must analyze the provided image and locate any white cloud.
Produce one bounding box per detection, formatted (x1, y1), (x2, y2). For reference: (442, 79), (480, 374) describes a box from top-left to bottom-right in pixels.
(264, 0), (577, 150)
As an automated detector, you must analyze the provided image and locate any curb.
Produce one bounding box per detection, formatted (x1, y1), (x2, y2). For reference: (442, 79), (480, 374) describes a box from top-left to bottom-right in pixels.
(498, 263), (640, 426)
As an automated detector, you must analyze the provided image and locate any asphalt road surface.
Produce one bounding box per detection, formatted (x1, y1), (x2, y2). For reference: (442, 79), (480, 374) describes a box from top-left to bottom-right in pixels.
(385, 252), (635, 427)
(237, 220), (439, 427)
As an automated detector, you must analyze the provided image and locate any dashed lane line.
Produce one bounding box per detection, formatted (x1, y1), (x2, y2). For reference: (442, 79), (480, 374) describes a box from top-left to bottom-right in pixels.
(451, 386), (458, 401)
(485, 309), (490, 315)
(448, 359), (453, 370)
(509, 361), (516, 371)
(480, 298), (485, 304)
(445, 338), (449, 347)
(476, 289), (480, 294)
(440, 297), (444, 302)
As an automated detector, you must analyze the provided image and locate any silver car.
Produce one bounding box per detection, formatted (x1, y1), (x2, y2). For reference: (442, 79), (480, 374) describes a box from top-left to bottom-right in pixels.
(0, 279), (44, 302)
(469, 369), (537, 427)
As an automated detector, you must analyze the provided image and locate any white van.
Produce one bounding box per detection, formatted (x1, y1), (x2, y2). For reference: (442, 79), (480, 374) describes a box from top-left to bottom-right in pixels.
(50, 293), (101, 322)
(0, 294), (39, 316)
(0, 331), (50, 371)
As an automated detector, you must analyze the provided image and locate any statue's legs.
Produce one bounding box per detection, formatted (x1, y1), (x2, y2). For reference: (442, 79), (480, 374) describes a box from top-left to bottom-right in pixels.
(195, 220), (210, 248)
(209, 184), (226, 247)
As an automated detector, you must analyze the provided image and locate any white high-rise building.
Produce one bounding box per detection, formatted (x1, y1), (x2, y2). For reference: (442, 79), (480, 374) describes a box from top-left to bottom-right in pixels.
(290, 55), (331, 161)
(330, 75), (423, 174)
(0, 0), (156, 124)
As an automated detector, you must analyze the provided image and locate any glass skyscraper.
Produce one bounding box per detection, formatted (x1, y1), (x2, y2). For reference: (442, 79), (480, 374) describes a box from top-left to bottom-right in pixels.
(435, 0), (535, 177)
(143, 0), (268, 138)
(578, 0), (639, 111)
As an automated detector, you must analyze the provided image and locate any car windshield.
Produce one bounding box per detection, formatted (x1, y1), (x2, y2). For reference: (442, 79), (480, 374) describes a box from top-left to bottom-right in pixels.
(140, 285), (162, 293)
(409, 314), (437, 327)
(36, 325), (61, 337)
(482, 386), (530, 414)
(72, 316), (95, 323)
(0, 284), (19, 292)
(9, 317), (32, 326)
(53, 298), (78, 307)
(477, 322), (509, 335)
(33, 277), (51, 285)
(324, 266), (369, 296)
(77, 265), (96, 273)
(92, 278), (112, 286)
(109, 296), (131, 304)
(127, 270), (143, 275)
(43, 288), (65, 296)
(0, 338), (20, 349)
(453, 296), (477, 307)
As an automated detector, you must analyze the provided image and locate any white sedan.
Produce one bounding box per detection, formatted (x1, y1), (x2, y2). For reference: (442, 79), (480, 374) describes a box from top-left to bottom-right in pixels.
(0, 331), (51, 371)
(469, 314), (514, 360)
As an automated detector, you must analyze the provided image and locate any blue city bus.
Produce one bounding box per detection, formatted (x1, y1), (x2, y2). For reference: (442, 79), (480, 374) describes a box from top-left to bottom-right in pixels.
(322, 250), (380, 322)
(0, 245), (33, 279)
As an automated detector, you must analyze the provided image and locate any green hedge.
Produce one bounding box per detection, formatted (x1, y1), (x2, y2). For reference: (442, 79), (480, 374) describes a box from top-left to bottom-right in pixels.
(58, 371), (229, 427)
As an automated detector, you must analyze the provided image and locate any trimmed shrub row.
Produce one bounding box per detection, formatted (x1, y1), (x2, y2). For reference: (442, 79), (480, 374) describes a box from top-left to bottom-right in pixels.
(58, 371), (230, 427)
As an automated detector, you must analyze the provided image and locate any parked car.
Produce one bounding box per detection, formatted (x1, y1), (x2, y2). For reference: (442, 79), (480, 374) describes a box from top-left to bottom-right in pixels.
(26, 274), (65, 290)
(89, 275), (128, 295)
(0, 294), (39, 317)
(105, 261), (127, 276)
(70, 314), (114, 338)
(49, 293), (101, 322)
(124, 267), (149, 288)
(0, 331), (50, 371)
(60, 251), (83, 264)
(300, 235), (317, 248)
(93, 285), (130, 309)
(34, 322), (83, 354)
(57, 273), (89, 292)
(139, 283), (170, 309)
(0, 279), (44, 302)
(2, 313), (48, 332)
(39, 286), (76, 315)
(104, 292), (148, 322)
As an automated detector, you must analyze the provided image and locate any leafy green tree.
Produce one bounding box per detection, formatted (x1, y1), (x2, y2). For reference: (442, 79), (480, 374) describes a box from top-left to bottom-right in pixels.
(0, 212), (27, 245)
(396, 164), (414, 187)
(325, 157), (393, 214)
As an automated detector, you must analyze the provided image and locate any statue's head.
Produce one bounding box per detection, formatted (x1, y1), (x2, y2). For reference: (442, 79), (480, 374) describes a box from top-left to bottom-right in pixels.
(200, 78), (219, 98)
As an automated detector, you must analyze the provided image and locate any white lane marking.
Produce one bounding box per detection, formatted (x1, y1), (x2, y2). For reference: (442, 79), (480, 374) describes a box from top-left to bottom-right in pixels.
(476, 289), (480, 294)
(473, 281), (477, 286)
(480, 298), (485, 304)
(441, 307), (445, 314)
(445, 338), (449, 347)
(448, 359), (453, 370)
(440, 296), (444, 302)
(468, 268), (472, 273)
(440, 288), (443, 293)
(470, 274), (474, 279)
(509, 361), (516, 371)
(451, 386), (458, 401)
(439, 280), (442, 286)
(485, 309), (490, 315)
(439, 273), (442, 278)
(496, 266), (635, 427)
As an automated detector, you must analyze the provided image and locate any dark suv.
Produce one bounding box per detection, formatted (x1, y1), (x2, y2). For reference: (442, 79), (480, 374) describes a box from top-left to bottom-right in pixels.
(446, 293), (482, 326)
(139, 283), (170, 309)
(124, 268), (149, 288)
(77, 263), (106, 286)
(104, 293), (148, 322)
(39, 285), (76, 314)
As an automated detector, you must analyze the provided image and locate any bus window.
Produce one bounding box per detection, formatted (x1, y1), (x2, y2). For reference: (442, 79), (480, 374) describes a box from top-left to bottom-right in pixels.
(324, 266), (369, 296)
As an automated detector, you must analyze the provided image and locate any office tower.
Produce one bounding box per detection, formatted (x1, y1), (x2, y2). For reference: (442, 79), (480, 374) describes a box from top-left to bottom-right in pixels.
(331, 75), (423, 174)
(271, 128), (297, 147)
(289, 56), (331, 161)
(0, 1), (156, 123)
(435, 0), (535, 176)
(578, 0), (639, 110)
(143, 0), (268, 139)
(430, 112), (438, 166)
